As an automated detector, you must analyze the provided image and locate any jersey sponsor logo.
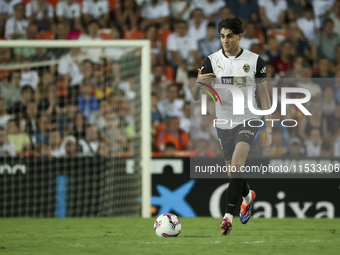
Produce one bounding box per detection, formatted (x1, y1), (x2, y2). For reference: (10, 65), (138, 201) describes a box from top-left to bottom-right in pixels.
(243, 64), (250, 73)
(221, 76), (247, 86)
(218, 65), (223, 70)
(239, 130), (255, 136)
(260, 66), (266, 73)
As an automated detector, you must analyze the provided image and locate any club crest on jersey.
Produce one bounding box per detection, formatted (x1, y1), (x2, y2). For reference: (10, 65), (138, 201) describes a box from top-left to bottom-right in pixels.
(243, 64), (250, 73)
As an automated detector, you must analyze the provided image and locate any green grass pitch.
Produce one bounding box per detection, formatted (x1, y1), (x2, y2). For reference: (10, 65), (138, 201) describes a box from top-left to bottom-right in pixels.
(0, 218), (339, 255)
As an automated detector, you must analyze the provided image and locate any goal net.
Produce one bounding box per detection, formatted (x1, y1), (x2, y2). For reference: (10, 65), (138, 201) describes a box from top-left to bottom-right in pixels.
(0, 40), (151, 218)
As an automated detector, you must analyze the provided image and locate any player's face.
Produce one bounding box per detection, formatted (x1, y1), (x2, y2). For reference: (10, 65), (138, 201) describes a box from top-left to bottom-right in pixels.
(219, 28), (241, 54)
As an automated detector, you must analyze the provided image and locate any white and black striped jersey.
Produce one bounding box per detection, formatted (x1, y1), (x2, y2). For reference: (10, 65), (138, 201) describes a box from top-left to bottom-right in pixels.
(201, 48), (267, 130)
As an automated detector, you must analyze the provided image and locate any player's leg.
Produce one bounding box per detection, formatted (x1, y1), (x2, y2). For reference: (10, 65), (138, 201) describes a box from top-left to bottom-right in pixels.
(221, 142), (250, 235)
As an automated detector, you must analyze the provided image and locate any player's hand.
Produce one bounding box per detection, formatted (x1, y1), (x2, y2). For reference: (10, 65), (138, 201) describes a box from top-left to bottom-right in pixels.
(261, 128), (272, 148)
(196, 68), (216, 86)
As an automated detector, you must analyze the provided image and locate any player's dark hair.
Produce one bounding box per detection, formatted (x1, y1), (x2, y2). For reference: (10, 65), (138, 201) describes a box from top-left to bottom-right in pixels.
(207, 22), (216, 29)
(218, 17), (244, 34)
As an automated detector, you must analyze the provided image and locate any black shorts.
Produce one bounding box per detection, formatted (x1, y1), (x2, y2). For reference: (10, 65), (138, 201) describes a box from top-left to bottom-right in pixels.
(216, 119), (259, 161)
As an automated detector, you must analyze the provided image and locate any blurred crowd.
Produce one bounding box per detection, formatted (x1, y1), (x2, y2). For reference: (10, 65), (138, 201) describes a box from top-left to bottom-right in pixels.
(1, 0), (340, 158)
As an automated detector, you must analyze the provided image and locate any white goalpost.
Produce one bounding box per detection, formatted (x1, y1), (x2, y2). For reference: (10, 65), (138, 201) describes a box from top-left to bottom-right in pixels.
(0, 40), (151, 218)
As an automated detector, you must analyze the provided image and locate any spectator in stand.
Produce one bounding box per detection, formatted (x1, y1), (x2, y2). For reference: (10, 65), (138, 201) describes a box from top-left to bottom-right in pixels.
(70, 112), (86, 140)
(0, 48), (11, 64)
(37, 83), (65, 124)
(286, 21), (311, 60)
(189, 8), (208, 43)
(312, 58), (335, 89)
(194, 0), (226, 21)
(191, 139), (213, 157)
(249, 43), (269, 62)
(333, 45), (340, 70)
(285, 137), (304, 157)
(115, 0), (140, 31)
(144, 24), (165, 65)
(7, 118), (31, 154)
(0, 99), (14, 129)
(273, 40), (292, 76)
(19, 65), (39, 90)
(334, 69), (340, 103)
(151, 64), (172, 101)
(55, 21), (70, 40)
(82, 0), (109, 28)
(88, 98), (111, 133)
(329, 0), (340, 33)
(312, 18), (340, 63)
(265, 37), (280, 62)
(58, 48), (85, 86)
(320, 85), (336, 116)
(102, 112), (128, 153)
(56, 0), (83, 30)
(167, 20), (201, 72)
(163, 142), (176, 157)
(13, 23), (39, 60)
(239, 22), (260, 50)
(77, 79), (99, 119)
(32, 113), (50, 149)
(226, 0), (258, 22)
(157, 116), (189, 151)
(140, 0), (170, 30)
(97, 141), (110, 157)
(0, 70), (22, 109)
(191, 114), (218, 141)
(270, 126), (288, 157)
(287, 0), (307, 21)
(333, 130), (340, 156)
(312, 0), (334, 29)
(329, 103), (340, 137)
(0, 0), (14, 36)
(258, 0), (287, 28)
(78, 20), (103, 63)
(170, 0), (196, 21)
(179, 102), (190, 134)
(5, 2), (28, 39)
(320, 141), (333, 157)
(7, 85), (34, 117)
(298, 101), (327, 140)
(295, 67), (322, 100)
(0, 127), (16, 157)
(157, 84), (184, 121)
(211, 7), (233, 36)
(78, 124), (100, 156)
(25, 0), (54, 30)
(92, 65), (108, 99)
(296, 4), (316, 43)
(284, 55), (305, 78)
(23, 101), (38, 135)
(198, 22), (220, 59)
(304, 128), (322, 157)
(79, 59), (93, 81)
(49, 130), (63, 157)
(151, 93), (163, 124)
(56, 99), (78, 137)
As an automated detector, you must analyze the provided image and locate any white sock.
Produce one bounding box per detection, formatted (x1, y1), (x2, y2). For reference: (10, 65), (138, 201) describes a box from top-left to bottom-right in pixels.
(223, 213), (233, 223)
(243, 190), (252, 205)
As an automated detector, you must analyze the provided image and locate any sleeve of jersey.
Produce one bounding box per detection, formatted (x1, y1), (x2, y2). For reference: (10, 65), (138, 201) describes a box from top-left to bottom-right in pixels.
(200, 57), (213, 74)
(255, 56), (267, 83)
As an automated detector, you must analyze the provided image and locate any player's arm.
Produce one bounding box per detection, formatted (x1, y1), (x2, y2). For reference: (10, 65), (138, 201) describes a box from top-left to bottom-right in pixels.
(191, 57), (216, 101)
(256, 56), (272, 148)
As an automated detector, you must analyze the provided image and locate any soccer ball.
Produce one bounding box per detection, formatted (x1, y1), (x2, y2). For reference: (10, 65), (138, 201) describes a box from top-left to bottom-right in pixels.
(154, 213), (181, 237)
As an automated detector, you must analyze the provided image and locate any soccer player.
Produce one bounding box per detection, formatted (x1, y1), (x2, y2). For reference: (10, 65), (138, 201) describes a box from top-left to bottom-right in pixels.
(191, 17), (272, 236)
